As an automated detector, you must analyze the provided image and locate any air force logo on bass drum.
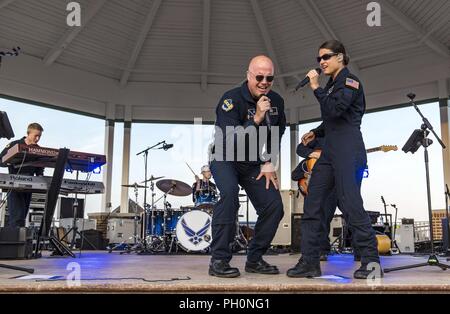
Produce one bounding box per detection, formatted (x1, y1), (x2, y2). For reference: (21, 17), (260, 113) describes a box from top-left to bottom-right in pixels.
(176, 210), (212, 252)
(181, 217), (211, 245)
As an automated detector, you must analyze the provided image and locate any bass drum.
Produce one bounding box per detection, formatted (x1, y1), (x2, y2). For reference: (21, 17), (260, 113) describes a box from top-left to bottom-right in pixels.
(176, 210), (212, 252)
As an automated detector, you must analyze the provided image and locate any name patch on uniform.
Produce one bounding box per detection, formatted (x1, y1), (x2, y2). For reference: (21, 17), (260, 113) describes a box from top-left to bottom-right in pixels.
(222, 99), (234, 112)
(345, 78), (360, 90)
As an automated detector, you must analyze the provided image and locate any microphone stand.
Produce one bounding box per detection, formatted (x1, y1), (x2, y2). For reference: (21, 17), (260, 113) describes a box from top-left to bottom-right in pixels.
(136, 140), (167, 253)
(385, 93), (449, 273)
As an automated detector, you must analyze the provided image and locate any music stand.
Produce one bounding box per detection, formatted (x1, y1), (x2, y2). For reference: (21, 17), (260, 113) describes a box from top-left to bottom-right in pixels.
(0, 112), (34, 274)
(0, 111), (14, 140)
(384, 93), (449, 273)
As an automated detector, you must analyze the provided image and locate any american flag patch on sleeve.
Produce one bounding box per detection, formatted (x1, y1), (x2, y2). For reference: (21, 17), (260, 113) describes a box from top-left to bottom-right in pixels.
(345, 78), (360, 90)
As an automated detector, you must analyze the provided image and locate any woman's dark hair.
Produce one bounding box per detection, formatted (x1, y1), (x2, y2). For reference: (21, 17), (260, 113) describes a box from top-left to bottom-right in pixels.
(319, 40), (350, 65)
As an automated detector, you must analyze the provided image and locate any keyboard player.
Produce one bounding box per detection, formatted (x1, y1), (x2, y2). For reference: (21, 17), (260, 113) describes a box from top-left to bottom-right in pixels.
(0, 123), (45, 227)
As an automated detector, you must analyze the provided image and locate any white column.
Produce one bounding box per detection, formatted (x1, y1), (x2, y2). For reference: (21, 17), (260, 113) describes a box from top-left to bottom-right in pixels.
(120, 106), (132, 213)
(438, 79), (450, 190)
(101, 103), (115, 213)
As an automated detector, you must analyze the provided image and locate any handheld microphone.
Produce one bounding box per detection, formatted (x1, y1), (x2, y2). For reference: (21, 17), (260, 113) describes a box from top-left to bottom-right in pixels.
(258, 94), (271, 130)
(295, 68), (322, 91)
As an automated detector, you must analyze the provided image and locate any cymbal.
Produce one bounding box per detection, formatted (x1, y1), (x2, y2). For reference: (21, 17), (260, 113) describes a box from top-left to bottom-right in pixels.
(156, 179), (192, 197)
(122, 182), (147, 188)
(141, 175), (164, 183)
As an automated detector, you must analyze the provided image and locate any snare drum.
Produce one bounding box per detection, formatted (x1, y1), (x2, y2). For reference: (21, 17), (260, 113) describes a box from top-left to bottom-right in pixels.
(176, 210), (212, 252)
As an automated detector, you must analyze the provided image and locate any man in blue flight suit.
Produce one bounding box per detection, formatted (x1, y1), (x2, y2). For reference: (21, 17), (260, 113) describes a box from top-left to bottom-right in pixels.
(209, 55), (286, 278)
(287, 40), (381, 279)
(0, 123), (45, 227)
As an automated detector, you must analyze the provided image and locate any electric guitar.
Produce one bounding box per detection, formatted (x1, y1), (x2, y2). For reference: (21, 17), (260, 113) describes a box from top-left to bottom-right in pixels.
(298, 145), (397, 196)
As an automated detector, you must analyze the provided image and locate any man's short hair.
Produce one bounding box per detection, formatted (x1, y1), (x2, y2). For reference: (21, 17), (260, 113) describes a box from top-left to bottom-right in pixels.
(27, 123), (44, 133)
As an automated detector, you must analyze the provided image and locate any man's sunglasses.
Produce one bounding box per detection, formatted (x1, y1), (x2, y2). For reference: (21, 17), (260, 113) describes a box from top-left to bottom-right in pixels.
(248, 71), (275, 82)
(317, 52), (339, 63)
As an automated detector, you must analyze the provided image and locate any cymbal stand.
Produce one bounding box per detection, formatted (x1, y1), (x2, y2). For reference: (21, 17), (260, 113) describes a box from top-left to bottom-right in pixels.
(148, 186), (174, 253)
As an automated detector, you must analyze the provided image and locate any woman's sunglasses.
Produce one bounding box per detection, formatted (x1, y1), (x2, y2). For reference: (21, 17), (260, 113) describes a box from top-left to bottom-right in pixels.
(317, 52), (339, 63)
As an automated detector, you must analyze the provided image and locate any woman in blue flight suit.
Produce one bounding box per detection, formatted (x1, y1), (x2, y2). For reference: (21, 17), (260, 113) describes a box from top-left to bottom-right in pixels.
(287, 40), (381, 279)
(294, 138), (337, 260)
(294, 140), (361, 261)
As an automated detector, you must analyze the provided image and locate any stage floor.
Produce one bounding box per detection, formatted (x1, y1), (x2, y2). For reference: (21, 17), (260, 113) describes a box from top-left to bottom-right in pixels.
(0, 251), (449, 293)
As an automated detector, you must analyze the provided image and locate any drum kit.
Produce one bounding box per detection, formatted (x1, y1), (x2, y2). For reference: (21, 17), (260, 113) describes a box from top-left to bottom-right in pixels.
(116, 176), (220, 254)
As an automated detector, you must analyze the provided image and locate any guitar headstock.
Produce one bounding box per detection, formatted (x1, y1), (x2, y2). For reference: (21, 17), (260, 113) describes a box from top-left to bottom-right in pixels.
(379, 145), (398, 153)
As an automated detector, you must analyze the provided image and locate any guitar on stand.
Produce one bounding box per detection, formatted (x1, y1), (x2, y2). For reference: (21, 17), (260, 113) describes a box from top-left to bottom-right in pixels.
(380, 196), (400, 254)
(298, 145), (398, 196)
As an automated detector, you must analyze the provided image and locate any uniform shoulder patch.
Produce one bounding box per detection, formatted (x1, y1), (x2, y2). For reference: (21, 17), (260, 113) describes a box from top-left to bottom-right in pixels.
(222, 99), (234, 112)
(345, 78), (360, 90)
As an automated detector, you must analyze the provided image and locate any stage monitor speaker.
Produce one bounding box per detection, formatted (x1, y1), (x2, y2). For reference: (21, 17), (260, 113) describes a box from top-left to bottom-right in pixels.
(0, 227), (34, 259)
(290, 213), (303, 253)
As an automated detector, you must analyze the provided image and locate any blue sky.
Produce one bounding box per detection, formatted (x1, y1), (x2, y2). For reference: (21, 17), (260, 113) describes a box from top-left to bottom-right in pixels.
(0, 98), (446, 222)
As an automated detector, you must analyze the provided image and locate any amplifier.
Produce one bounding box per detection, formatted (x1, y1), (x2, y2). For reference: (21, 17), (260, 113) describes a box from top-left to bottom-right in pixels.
(0, 227), (34, 259)
(290, 213), (303, 253)
(76, 229), (108, 250)
(272, 190), (294, 246)
(58, 197), (85, 218)
(397, 223), (415, 253)
(107, 218), (140, 244)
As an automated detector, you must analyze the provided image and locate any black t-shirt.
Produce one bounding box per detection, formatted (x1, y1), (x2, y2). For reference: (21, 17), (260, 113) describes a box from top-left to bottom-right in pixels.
(191, 180), (217, 202)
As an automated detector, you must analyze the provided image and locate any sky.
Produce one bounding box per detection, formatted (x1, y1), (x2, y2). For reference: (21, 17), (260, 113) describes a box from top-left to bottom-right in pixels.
(0, 98), (446, 224)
